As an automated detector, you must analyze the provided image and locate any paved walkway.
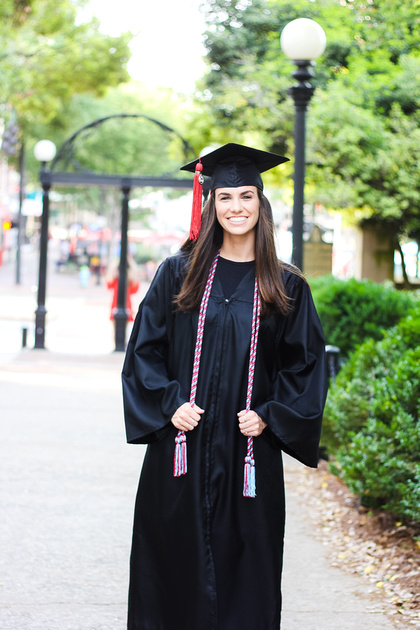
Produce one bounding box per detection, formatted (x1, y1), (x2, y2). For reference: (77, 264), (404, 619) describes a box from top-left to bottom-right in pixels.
(0, 245), (407, 629)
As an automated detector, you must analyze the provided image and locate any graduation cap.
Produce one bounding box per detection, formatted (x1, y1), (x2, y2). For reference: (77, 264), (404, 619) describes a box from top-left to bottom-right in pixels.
(180, 143), (289, 241)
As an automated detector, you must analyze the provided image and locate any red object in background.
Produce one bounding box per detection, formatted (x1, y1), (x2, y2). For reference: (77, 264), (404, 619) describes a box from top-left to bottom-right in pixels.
(107, 278), (140, 321)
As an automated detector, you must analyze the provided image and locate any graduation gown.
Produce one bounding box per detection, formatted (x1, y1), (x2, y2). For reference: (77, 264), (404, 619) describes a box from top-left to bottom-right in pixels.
(122, 252), (327, 630)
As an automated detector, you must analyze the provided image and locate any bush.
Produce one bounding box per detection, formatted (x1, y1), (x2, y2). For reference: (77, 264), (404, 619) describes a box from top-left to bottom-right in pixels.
(310, 275), (419, 357)
(322, 311), (420, 523)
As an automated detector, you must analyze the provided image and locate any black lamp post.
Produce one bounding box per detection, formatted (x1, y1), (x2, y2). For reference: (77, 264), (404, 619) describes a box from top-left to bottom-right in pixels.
(280, 18), (326, 271)
(33, 140), (57, 349)
(113, 180), (131, 352)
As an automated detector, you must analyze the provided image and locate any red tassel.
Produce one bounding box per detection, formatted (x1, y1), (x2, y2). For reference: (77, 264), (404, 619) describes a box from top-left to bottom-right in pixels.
(189, 159), (203, 241)
(243, 455), (256, 498)
(174, 432), (187, 477)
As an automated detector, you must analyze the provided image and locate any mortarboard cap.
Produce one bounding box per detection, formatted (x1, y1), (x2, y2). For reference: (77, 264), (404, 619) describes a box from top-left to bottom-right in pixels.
(180, 143), (289, 241)
(181, 142), (289, 192)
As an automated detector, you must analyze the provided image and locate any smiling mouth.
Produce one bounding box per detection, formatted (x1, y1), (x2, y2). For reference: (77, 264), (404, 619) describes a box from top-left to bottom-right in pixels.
(228, 217), (247, 223)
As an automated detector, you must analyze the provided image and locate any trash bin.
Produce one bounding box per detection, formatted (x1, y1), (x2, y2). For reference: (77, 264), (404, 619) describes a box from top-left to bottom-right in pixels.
(325, 345), (340, 382)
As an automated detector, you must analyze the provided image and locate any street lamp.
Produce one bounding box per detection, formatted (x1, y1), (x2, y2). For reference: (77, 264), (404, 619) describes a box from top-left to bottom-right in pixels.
(280, 18), (326, 271)
(113, 180), (131, 352)
(33, 140), (56, 349)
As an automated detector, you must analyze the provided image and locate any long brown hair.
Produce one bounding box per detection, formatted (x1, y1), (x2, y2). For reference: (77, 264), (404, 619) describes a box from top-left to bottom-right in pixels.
(175, 189), (301, 317)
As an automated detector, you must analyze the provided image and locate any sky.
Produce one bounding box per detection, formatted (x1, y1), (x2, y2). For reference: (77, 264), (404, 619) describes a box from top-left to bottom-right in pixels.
(84, 0), (208, 93)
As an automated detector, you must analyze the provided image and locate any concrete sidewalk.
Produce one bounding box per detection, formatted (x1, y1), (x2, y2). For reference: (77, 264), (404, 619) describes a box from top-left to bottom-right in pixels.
(0, 243), (145, 359)
(0, 248), (407, 629)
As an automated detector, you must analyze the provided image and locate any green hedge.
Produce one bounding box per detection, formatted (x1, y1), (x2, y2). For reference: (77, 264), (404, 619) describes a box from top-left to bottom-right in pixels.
(322, 312), (420, 523)
(310, 275), (419, 357)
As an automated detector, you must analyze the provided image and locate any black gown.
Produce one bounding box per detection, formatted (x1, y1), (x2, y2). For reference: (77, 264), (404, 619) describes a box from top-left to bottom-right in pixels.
(122, 252), (327, 630)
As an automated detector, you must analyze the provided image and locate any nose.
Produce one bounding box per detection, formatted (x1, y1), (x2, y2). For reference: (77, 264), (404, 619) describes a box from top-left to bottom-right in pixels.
(231, 194), (242, 212)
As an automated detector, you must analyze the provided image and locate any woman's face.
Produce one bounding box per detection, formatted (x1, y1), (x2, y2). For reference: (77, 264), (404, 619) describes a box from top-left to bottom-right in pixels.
(214, 186), (260, 237)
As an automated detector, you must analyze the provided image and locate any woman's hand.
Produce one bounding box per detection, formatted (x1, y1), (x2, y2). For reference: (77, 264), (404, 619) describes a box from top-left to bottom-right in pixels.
(171, 402), (204, 432)
(237, 409), (267, 437)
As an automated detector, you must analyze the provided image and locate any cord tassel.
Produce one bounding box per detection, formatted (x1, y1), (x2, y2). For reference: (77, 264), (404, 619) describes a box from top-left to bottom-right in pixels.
(243, 453), (256, 498)
(189, 159), (204, 241)
(174, 431), (187, 476)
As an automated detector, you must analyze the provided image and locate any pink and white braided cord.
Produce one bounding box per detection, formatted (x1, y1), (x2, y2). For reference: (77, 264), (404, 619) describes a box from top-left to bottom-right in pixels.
(174, 251), (220, 476)
(174, 251), (261, 499)
(243, 278), (261, 497)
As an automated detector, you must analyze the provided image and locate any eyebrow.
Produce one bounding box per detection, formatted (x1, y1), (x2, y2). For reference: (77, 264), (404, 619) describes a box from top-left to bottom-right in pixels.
(216, 189), (256, 197)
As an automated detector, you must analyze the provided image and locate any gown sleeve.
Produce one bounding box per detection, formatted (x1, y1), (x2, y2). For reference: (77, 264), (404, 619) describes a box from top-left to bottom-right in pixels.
(254, 273), (328, 468)
(122, 258), (186, 444)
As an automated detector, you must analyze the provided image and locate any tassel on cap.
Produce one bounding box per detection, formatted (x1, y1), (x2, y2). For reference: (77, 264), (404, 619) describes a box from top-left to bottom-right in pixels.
(189, 159), (204, 241)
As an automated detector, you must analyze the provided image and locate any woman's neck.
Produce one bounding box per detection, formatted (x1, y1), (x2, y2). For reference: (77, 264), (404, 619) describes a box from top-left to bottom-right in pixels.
(220, 233), (255, 262)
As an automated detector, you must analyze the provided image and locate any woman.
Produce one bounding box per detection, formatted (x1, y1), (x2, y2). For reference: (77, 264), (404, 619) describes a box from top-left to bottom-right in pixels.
(122, 143), (328, 630)
(106, 255), (140, 322)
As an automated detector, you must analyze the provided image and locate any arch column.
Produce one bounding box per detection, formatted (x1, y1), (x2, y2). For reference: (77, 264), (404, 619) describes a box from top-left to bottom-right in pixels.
(113, 181), (131, 352)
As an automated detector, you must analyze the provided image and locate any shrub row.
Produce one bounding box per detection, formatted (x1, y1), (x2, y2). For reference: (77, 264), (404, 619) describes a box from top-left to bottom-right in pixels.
(321, 311), (420, 523)
(309, 275), (419, 357)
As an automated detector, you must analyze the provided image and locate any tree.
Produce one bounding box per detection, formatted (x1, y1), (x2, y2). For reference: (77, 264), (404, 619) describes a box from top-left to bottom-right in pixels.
(0, 0), (131, 130)
(24, 82), (196, 179)
(199, 0), (419, 130)
(196, 0), (420, 279)
(23, 83), (197, 235)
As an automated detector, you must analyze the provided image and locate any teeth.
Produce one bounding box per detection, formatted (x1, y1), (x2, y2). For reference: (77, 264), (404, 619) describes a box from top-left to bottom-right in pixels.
(229, 217), (246, 223)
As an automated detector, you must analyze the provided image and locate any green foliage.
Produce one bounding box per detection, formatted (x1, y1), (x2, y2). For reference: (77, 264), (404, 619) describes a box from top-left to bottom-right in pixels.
(56, 114), (190, 178)
(323, 313), (420, 522)
(22, 83), (198, 231)
(0, 0), (131, 130)
(197, 0), (420, 525)
(308, 90), (420, 238)
(197, 0), (329, 157)
(197, 0), (420, 245)
(24, 83), (196, 187)
(310, 275), (419, 357)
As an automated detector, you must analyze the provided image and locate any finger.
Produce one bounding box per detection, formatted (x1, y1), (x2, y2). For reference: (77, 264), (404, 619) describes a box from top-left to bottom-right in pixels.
(239, 418), (254, 429)
(187, 412), (201, 424)
(172, 411), (199, 430)
(179, 408), (201, 423)
(242, 422), (260, 435)
(180, 415), (199, 428)
(238, 410), (258, 423)
(175, 419), (196, 432)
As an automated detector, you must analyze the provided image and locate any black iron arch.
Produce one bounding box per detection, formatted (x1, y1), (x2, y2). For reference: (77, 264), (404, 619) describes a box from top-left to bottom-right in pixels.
(35, 114), (197, 353)
(51, 112), (195, 176)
